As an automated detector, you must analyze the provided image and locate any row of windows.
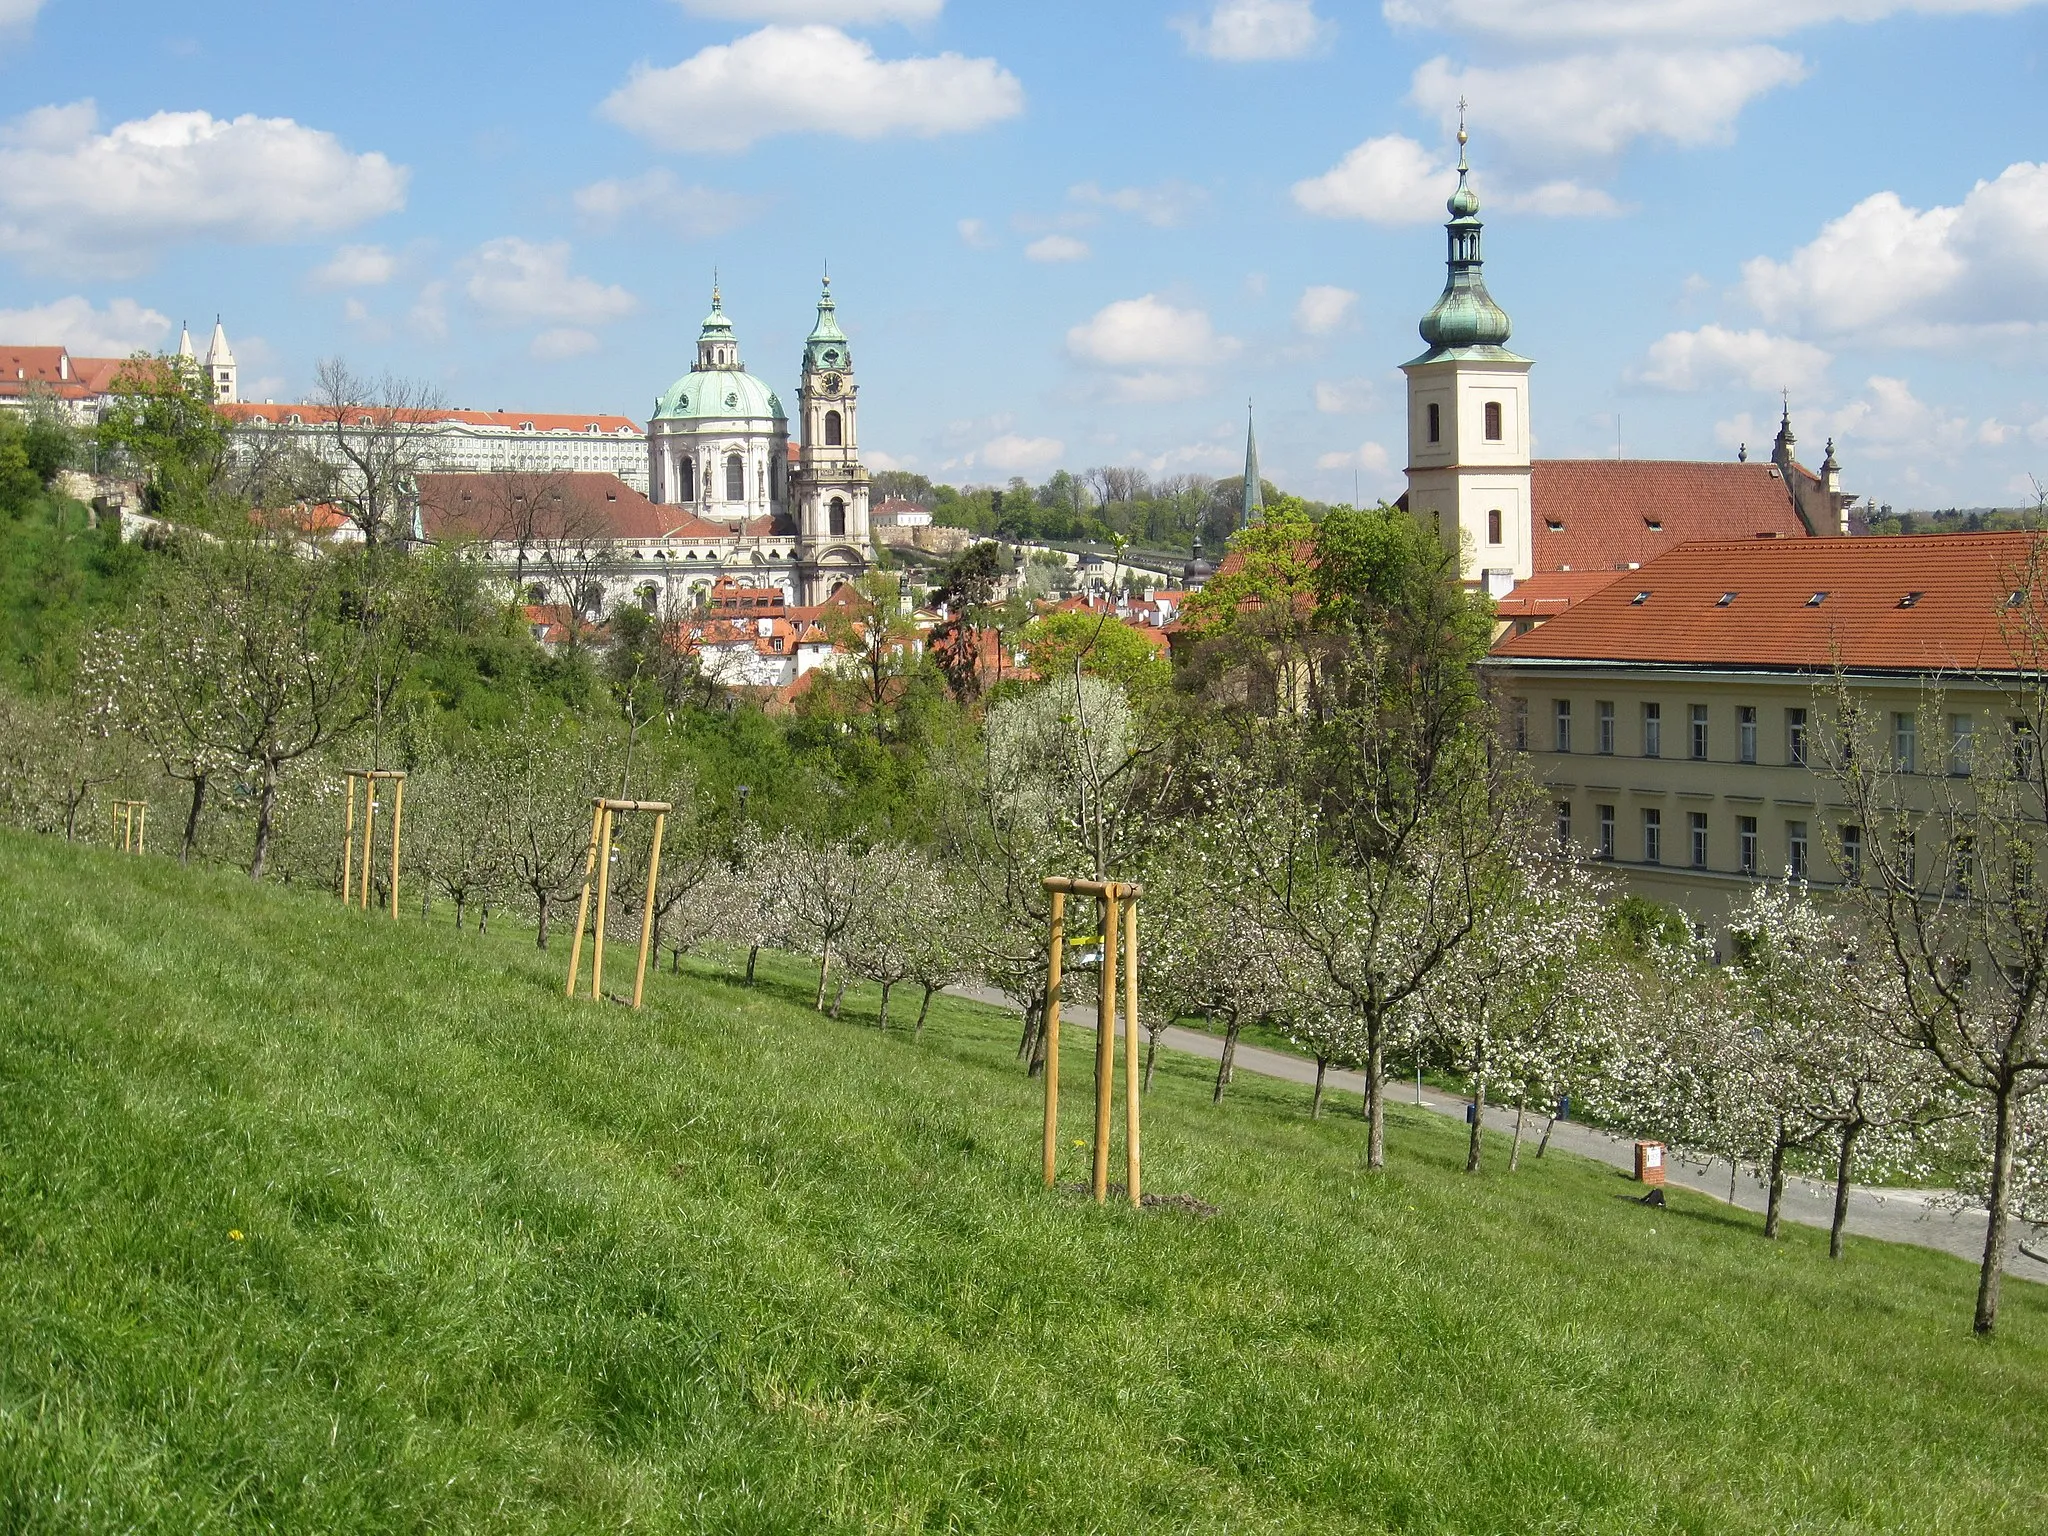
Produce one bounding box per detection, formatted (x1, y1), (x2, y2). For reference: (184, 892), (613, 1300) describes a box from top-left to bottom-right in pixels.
(1424, 400), (1506, 445)
(1514, 698), (2022, 776)
(1558, 802), (1825, 878)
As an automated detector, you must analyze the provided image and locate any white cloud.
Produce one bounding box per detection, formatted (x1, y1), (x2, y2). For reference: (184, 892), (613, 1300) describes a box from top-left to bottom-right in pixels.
(573, 169), (765, 240)
(1294, 283), (1358, 334)
(0, 101), (404, 276)
(865, 448), (915, 471)
(0, 0), (45, 32)
(1317, 441), (1391, 471)
(1108, 372), (1216, 404)
(1506, 180), (1624, 217)
(1411, 47), (1808, 160)
(957, 217), (996, 249)
(1383, 0), (2046, 43)
(673, 0), (942, 17)
(1314, 377), (1378, 413)
(1741, 162), (2048, 343)
(409, 282), (449, 342)
(1635, 325), (1832, 393)
(1173, 0), (1335, 59)
(1070, 180), (1210, 228)
(531, 328), (600, 361)
(601, 25), (1023, 153)
(1292, 135), (1453, 224)
(1715, 375), (1995, 468)
(310, 243), (396, 288)
(981, 433), (1065, 473)
(0, 295), (168, 354)
(463, 239), (637, 327)
(1067, 295), (1230, 368)
(1025, 234), (1089, 263)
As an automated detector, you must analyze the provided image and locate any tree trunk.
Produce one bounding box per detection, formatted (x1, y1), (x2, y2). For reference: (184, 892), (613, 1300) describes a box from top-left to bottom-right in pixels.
(915, 983), (934, 1040)
(536, 892), (551, 951)
(421, 885), (431, 920)
(249, 766), (279, 881)
(1311, 1057), (1329, 1119)
(1213, 1008), (1242, 1104)
(1364, 1016), (1386, 1170)
(673, 945), (682, 974)
(814, 944), (832, 1011)
(746, 943), (760, 984)
(1538, 1105), (1559, 1159)
(878, 979), (893, 1032)
(1829, 1119), (1863, 1262)
(1144, 1029), (1161, 1092)
(454, 894), (465, 929)
(180, 774), (207, 865)
(830, 974), (849, 1020)
(479, 902), (489, 935)
(1763, 1124), (1790, 1239)
(1976, 1084), (2018, 1336)
(1466, 1082), (1487, 1174)
(1508, 1101), (1527, 1173)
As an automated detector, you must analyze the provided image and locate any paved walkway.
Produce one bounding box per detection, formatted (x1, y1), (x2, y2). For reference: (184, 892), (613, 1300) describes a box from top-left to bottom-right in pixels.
(952, 984), (2048, 1284)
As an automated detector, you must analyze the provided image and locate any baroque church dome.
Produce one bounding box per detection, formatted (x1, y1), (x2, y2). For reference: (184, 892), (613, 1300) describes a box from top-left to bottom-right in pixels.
(651, 289), (786, 423)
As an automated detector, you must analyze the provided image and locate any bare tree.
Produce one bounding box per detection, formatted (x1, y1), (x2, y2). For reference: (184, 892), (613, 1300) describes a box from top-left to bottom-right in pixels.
(299, 359), (446, 549)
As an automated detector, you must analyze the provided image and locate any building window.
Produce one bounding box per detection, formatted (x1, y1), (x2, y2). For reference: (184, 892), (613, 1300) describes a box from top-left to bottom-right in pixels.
(1787, 821), (1809, 880)
(1690, 812), (1708, 869)
(829, 497), (847, 537)
(678, 455), (696, 501)
(1950, 714), (1976, 776)
(1691, 704), (1709, 761)
(1554, 699), (1572, 753)
(1487, 507), (1502, 545)
(1556, 801), (1573, 850)
(1511, 698), (1528, 751)
(1893, 712), (1917, 773)
(637, 584), (658, 614)
(1484, 401), (1503, 441)
(825, 409), (843, 447)
(1787, 707), (1808, 766)
(1841, 824), (1863, 883)
(1597, 805), (1615, 860)
(1950, 832), (1975, 895)
(725, 453), (745, 501)
(1643, 702), (1662, 758)
(1738, 816), (1758, 874)
(1597, 701), (1615, 755)
(1738, 706), (1757, 764)
(1427, 402), (1441, 444)
(1643, 808), (1663, 866)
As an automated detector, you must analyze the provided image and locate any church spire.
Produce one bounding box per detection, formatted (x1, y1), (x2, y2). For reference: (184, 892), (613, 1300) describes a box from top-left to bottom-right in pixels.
(695, 279), (739, 371)
(804, 272), (851, 373)
(1413, 105), (1517, 362)
(1239, 401), (1263, 530)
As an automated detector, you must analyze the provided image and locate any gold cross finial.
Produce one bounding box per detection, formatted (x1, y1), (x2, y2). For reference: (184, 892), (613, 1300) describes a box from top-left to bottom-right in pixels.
(1456, 96), (1468, 148)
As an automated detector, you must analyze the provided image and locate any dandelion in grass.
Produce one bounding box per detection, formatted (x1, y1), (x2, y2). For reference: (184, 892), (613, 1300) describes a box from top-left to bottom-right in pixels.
(228, 1230), (244, 1241)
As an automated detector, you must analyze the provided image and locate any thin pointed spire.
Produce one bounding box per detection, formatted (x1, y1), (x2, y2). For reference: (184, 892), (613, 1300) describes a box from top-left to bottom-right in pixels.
(1240, 399), (1263, 531)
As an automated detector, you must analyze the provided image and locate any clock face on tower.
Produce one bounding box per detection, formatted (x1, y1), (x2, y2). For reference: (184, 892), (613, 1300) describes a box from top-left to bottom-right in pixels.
(821, 373), (842, 395)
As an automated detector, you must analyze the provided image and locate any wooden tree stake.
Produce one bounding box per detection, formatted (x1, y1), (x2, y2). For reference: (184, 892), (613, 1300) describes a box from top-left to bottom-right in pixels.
(1093, 888), (1118, 1205)
(632, 810), (667, 1009)
(1041, 889), (1066, 1188)
(565, 802), (604, 999)
(1124, 893), (1141, 1208)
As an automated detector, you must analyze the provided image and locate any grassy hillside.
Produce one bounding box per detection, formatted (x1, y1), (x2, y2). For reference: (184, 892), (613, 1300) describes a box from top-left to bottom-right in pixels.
(1, 829), (2043, 1533)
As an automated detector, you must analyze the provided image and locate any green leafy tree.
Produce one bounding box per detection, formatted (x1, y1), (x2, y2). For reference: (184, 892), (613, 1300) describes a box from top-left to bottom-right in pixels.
(95, 354), (231, 523)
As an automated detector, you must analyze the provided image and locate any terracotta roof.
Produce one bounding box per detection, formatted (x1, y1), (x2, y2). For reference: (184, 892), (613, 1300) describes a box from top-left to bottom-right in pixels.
(1493, 568), (1626, 619)
(1489, 533), (2048, 673)
(0, 347), (133, 400)
(1529, 460), (1812, 574)
(416, 472), (727, 542)
(221, 402), (640, 435)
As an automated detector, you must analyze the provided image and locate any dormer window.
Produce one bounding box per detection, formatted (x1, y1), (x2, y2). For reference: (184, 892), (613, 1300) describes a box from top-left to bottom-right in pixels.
(1716, 592), (1736, 607)
(1899, 591), (1924, 608)
(519, 421), (534, 433)
(1631, 591), (1651, 605)
(1545, 519), (1564, 532)
(1807, 591), (1828, 607)
(1644, 518), (1663, 532)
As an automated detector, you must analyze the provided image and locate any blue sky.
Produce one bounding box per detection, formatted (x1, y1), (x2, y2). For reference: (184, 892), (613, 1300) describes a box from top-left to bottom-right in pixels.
(1, 0), (2044, 510)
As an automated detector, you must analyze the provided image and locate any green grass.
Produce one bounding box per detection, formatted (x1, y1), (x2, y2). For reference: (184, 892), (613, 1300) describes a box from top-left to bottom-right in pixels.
(1, 829), (2044, 1533)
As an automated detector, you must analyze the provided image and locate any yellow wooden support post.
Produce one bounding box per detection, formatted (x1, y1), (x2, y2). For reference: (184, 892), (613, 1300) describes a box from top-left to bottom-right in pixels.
(632, 809), (667, 1010)
(1093, 888), (1118, 1205)
(1041, 889), (1065, 1188)
(387, 775), (405, 921)
(136, 802), (145, 854)
(358, 782), (377, 910)
(564, 801), (603, 999)
(590, 806), (615, 1001)
(1124, 890), (1141, 1208)
(341, 775), (357, 901)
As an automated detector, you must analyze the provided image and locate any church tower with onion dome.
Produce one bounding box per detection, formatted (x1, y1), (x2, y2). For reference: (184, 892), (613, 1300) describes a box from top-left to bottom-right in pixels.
(791, 275), (872, 605)
(1401, 116), (1533, 596)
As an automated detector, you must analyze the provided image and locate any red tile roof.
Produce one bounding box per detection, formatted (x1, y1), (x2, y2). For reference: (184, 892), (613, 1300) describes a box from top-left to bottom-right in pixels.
(1489, 533), (2047, 673)
(1530, 460), (1812, 574)
(1492, 568), (1626, 619)
(0, 347), (135, 402)
(416, 472), (728, 542)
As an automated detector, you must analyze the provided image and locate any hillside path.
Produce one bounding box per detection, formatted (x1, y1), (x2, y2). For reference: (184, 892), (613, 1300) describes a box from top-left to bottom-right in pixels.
(948, 984), (2048, 1285)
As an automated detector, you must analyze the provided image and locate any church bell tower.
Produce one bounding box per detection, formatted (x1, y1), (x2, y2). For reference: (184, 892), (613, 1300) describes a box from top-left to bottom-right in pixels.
(793, 275), (872, 605)
(1401, 117), (1532, 595)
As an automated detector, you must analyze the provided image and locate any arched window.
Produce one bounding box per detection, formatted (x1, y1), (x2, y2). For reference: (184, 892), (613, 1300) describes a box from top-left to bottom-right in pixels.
(1487, 508), (1503, 545)
(1484, 401), (1503, 442)
(678, 455), (696, 501)
(725, 452), (745, 501)
(829, 497), (847, 537)
(824, 410), (842, 447)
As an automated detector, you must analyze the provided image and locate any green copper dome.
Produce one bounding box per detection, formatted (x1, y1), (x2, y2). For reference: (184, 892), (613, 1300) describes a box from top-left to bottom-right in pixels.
(651, 284), (786, 423)
(1409, 133), (1524, 365)
(803, 275), (851, 374)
